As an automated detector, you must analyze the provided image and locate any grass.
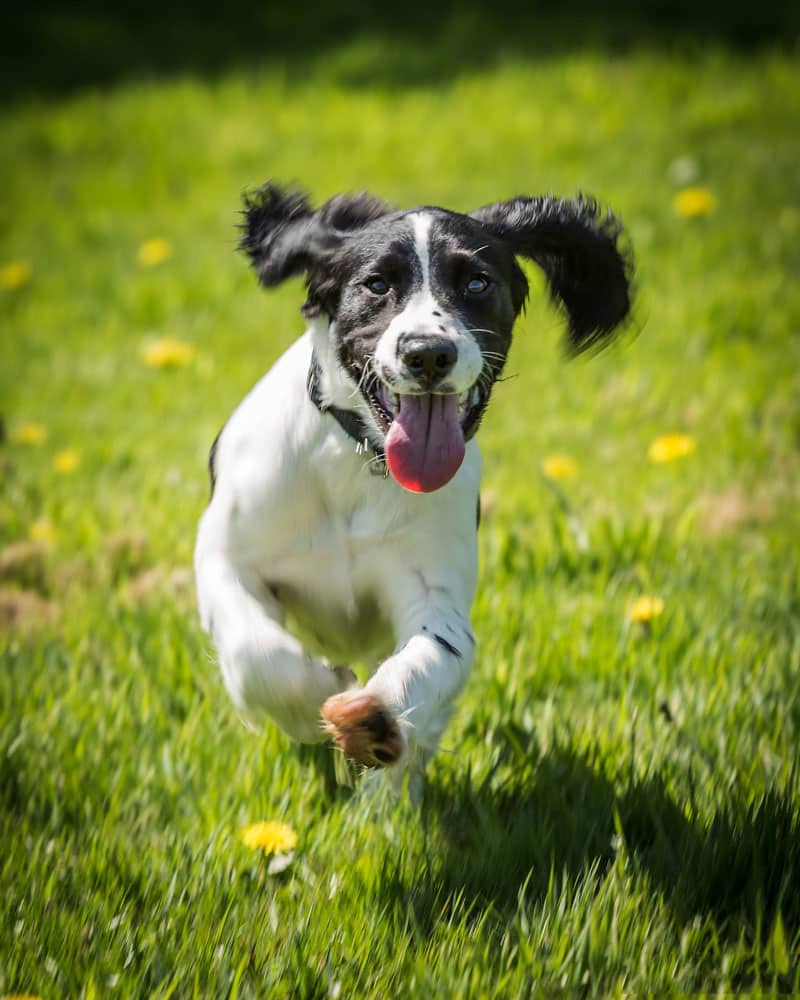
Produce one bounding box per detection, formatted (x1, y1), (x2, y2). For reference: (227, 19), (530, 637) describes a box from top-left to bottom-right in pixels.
(2, 14), (800, 996)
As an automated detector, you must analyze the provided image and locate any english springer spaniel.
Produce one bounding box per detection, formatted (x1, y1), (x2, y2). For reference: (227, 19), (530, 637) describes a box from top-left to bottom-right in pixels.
(195, 183), (632, 798)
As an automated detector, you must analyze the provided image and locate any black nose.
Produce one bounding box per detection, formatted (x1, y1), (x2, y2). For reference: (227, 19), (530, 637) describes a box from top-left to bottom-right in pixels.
(399, 335), (457, 383)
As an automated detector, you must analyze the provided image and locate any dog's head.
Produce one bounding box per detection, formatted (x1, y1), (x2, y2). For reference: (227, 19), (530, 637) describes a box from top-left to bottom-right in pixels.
(241, 183), (632, 493)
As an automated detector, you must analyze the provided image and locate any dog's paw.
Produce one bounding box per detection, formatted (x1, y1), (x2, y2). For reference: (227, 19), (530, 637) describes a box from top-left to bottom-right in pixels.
(321, 690), (403, 768)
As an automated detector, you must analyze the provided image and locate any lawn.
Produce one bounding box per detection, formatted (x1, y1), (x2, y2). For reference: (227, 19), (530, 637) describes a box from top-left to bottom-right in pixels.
(2, 7), (800, 996)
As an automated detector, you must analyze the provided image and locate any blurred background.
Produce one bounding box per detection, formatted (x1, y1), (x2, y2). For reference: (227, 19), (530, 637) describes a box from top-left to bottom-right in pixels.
(2, 0), (798, 574)
(4, 0), (798, 96)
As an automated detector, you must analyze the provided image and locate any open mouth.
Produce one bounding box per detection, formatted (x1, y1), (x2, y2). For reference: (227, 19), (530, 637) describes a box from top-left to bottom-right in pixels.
(360, 367), (494, 494)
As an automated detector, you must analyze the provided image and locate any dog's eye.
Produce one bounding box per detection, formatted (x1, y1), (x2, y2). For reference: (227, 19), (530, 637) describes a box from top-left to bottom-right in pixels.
(465, 275), (491, 296)
(365, 276), (390, 295)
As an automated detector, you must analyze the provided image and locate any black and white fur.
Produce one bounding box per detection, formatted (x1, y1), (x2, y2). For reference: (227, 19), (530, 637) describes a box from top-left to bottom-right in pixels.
(195, 183), (631, 798)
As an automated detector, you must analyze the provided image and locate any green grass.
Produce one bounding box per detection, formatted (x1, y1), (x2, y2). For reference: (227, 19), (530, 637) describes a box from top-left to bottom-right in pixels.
(2, 21), (800, 997)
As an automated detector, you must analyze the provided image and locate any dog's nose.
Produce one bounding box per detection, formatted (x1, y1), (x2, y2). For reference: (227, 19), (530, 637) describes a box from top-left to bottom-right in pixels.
(398, 335), (457, 384)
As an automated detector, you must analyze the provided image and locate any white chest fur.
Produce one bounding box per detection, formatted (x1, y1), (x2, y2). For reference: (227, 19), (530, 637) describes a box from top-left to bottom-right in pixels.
(195, 326), (480, 753)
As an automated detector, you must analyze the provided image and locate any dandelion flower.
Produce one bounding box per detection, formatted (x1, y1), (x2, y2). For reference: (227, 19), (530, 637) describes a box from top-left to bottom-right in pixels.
(541, 454), (579, 480)
(137, 237), (172, 268)
(54, 450), (80, 473)
(672, 187), (716, 219)
(0, 261), (32, 290)
(140, 337), (195, 368)
(28, 519), (58, 545)
(240, 820), (298, 855)
(648, 433), (696, 463)
(627, 595), (664, 623)
(11, 423), (47, 446)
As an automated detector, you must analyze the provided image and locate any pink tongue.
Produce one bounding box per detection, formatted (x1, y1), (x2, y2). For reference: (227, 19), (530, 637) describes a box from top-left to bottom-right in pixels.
(384, 394), (465, 493)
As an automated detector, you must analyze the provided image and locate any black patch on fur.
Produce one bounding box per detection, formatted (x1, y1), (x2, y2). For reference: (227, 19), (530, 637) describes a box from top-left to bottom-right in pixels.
(470, 194), (633, 354)
(239, 182), (393, 302)
(433, 633), (462, 658)
(366, 709), (391, 741)
(207, 422), (226, 497)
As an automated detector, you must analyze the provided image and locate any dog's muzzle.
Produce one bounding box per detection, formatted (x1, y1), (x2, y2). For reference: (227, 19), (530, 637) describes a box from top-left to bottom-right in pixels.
(363, 368), (490, 494)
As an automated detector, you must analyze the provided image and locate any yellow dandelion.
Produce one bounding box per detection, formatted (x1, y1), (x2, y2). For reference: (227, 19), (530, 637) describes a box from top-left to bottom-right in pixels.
(140, 337), (195, 368)
(11, 423), (47, 446)
(137, 237), (172, 268)
(627, 595), (665, 623)
(0, 261), (32, 290)
(28, 519), (58, 545)
(648, 433), (696, 464)
(240, 820), (298, 855)
(54, 449), (80, 473)
(672, 187), (717, 219)
(541, 454), (579, 480)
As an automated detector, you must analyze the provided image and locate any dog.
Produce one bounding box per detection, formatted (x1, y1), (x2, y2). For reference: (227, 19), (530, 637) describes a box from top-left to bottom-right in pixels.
(194, 182), (632, 797)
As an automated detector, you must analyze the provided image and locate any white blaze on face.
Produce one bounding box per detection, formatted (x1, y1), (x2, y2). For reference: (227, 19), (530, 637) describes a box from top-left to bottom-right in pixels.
(413, 211), (433, 294)
(373, 212), (483, 393)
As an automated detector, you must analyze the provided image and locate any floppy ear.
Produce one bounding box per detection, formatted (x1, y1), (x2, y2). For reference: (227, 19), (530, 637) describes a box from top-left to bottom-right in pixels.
(471, 195), (633, 354)
(239, 182), (392, 288)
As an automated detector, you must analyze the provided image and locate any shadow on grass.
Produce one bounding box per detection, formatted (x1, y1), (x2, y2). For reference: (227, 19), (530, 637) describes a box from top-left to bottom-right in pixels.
(5, 0), (799, 103)
(410, 729), (799, 957)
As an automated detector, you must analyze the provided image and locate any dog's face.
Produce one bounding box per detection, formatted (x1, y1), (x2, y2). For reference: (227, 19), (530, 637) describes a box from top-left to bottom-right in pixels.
(241, 184), (632, 492)
(312, 208), (526, 491)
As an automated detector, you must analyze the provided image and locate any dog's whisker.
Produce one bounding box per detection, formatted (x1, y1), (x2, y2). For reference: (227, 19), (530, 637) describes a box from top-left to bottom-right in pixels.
(362, 452), (387, 474)
(350, 359), (375, 398)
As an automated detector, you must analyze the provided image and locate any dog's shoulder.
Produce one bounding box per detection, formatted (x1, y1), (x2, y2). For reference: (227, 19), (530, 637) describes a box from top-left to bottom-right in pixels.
(210, 333), (316, 494)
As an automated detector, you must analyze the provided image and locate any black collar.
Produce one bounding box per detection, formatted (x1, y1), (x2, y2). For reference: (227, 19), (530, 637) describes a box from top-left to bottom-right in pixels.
(307, 353), (387, 475)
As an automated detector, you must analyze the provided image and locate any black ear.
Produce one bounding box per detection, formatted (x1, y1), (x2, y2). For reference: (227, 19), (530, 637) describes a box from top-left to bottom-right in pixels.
(239, 182), (392, 288)
(471, 195), (633, 354)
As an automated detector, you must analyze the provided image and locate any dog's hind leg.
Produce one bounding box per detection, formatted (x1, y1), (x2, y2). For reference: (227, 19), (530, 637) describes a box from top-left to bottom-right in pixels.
(195, 548), (355, 742)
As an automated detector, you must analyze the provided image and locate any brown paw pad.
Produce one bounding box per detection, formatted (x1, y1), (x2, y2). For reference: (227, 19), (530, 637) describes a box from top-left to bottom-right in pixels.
(321, 691), (403, 768)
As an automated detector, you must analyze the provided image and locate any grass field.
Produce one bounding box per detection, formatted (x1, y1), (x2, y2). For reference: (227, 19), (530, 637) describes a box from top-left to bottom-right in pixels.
(2, 9), (800, 996)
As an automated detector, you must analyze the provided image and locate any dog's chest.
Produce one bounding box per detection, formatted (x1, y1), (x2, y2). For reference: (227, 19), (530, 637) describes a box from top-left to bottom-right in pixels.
(255, 490), (403, 665)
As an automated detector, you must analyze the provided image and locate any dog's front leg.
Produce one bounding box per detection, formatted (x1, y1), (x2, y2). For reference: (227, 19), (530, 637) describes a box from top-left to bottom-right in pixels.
(195, 546), (354, 743)
(322, 579), (475, 792)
